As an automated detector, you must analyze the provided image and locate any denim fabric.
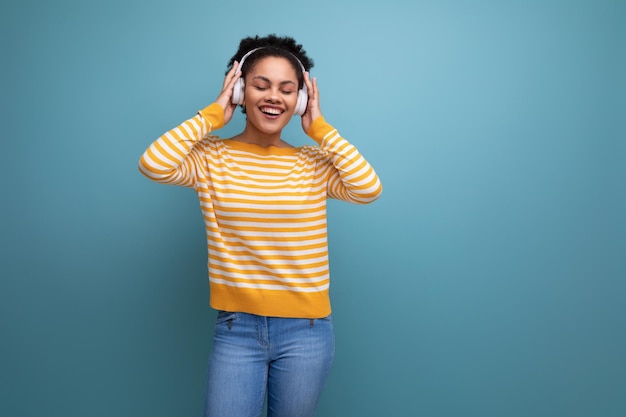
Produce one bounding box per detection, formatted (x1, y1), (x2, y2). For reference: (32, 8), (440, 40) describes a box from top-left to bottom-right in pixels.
(204, 311), (335, 417)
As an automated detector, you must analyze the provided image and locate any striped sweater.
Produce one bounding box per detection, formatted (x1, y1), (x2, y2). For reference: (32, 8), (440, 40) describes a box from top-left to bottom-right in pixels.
(139, 103), (382, 318)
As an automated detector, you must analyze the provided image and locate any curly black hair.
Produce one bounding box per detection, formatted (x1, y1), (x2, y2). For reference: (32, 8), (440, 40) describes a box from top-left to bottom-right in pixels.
(226, 34), (314, 90)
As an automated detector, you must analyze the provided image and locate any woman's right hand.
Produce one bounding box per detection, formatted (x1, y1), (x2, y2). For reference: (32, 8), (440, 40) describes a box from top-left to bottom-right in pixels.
(215, 61), (242, 125)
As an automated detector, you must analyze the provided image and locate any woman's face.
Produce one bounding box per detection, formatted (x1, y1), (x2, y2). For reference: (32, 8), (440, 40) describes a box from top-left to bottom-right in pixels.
(243, 56), (299, 136)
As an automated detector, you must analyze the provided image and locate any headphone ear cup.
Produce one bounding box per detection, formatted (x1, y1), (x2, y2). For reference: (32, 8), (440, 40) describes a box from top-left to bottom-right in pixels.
(232, 78), (245, 105)
(294, 88), (308, 116)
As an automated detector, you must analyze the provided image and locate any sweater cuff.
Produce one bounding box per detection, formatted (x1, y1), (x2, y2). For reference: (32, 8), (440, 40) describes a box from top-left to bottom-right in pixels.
(198, 102), (226, 130)
(306, 116), (335, 145)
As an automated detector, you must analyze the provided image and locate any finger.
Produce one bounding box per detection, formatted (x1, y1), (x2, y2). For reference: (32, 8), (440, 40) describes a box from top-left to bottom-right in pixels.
(222, 73), (241, 97)
(303, 71), (313, 92)
(223, 61), (240, 89)
(229, 60), (240, 76)
(311, 76), (318, 100)
(228, 70), (241, 88)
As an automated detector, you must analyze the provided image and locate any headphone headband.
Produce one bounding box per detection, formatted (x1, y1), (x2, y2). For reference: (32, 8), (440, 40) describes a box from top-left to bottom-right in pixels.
(236, 47), (307, 76)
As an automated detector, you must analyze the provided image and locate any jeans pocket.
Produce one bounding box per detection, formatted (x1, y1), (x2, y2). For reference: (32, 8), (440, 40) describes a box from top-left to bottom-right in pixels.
(215, 311), (238, 328)
(317, 314), (332, 322)
(308, 314), (332, 327)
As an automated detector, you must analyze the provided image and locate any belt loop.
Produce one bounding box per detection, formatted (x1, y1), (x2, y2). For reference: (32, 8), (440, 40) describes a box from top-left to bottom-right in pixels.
(310, 319), (314, 326)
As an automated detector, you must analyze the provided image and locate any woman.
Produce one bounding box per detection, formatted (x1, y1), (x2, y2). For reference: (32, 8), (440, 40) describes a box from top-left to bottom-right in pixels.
(138, 34), (382, 417)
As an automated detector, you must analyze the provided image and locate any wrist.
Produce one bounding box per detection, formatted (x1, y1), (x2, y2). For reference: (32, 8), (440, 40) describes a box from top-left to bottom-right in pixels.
(199, 102), (225, 129)
(306, 116), (331, 143)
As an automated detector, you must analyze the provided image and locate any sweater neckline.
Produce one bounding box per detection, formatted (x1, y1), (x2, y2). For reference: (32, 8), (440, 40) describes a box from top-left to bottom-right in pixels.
(223, 139), (301, 156)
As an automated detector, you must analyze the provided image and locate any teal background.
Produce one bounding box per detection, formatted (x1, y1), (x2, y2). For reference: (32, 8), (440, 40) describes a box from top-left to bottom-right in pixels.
(1, 0), (624, 416)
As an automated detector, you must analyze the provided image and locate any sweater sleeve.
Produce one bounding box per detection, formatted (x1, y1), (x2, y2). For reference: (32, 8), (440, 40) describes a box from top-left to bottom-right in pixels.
(137, 103), (225, 188)
(307, 117), (383, 204)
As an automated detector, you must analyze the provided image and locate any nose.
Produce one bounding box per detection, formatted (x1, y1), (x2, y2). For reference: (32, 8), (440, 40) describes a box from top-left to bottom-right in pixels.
(264, 87), (282, 103)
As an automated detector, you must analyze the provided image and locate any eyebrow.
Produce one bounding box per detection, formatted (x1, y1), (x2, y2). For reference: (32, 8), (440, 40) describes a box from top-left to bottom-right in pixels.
(251, 75), (297, 86)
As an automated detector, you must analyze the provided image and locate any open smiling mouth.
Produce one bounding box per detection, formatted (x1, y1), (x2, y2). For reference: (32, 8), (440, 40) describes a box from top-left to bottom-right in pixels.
(260, 106), (284, 116)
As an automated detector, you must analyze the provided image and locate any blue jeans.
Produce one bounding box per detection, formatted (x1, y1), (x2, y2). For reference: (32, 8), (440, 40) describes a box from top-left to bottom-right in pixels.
(204, 312), (335, 417)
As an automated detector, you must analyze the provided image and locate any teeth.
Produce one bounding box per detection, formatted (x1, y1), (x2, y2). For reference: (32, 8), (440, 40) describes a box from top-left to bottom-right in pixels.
(261, 107), (282, 115)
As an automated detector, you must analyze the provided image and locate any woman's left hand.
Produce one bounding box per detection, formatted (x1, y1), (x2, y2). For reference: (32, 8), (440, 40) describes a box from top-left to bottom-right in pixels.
(301, 72), (323, 134)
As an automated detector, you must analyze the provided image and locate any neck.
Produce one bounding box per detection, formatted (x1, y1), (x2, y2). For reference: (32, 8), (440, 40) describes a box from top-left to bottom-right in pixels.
(233, 124), (288, 148)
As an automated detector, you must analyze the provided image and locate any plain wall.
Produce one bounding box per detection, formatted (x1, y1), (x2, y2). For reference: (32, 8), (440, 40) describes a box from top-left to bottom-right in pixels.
(1, 0), (624, 416)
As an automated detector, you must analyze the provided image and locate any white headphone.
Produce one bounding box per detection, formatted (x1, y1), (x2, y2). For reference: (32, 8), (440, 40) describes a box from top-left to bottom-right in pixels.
(231, 47), (309, 116)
